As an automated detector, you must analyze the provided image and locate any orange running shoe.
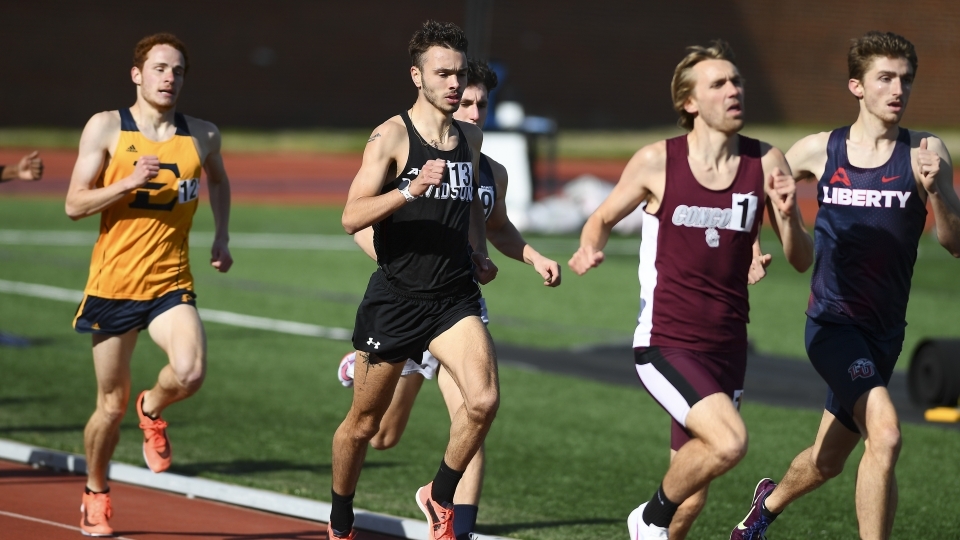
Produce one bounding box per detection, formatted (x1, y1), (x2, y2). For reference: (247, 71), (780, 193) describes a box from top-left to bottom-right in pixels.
(136, 390), (171, 473)
(416, 482), (456, 540)
(80, 490), (113, 537)
(326, 522), (357, 539)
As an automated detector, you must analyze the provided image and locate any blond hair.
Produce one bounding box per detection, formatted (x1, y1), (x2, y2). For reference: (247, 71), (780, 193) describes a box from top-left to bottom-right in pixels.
(671, 40), (737, 131)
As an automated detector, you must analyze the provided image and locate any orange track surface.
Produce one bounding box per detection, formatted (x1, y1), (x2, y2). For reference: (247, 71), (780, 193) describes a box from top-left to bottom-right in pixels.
(0, 459), (399, 540)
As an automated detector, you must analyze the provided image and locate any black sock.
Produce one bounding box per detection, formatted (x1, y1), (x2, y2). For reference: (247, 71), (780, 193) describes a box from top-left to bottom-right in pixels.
(141, 394), (159, 420)
(84, 485), (110, 495)
(329, 489), (355, 535)
(760, 497), (780, 522)
(453, 504), (478, 539)
(431, 460), (464, 506)
(641, 484), (680, 528)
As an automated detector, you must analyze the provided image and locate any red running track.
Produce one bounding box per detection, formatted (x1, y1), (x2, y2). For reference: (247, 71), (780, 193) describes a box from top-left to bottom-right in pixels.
(1, 148), (957, 228)
(0, 460), (399, 540)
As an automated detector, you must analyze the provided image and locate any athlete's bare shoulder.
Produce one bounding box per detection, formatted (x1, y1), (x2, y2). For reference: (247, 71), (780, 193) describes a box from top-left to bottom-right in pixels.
(785, 131), (831, 182)
(757, 141), (790, 174)
(183, 115), (220, 141)
(183, 115), (221, 162)
(907, 129), (948, 152)
(365, 116), (408, 156)
(80, 111), (122, 152)
(627, 140), (668, 178)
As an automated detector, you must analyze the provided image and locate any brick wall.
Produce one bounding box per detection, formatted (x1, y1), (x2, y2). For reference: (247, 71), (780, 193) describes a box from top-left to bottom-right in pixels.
(2, 1), (957, 129)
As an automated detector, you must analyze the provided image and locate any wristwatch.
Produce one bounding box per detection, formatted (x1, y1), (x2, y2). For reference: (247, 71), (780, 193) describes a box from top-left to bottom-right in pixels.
(398, 179), (418, 202)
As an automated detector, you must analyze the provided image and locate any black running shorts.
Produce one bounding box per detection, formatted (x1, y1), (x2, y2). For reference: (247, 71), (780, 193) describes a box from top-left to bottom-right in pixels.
(73, 289), (197, 335)
(352, 271), (481, 363)
(805, 317), (903, 433)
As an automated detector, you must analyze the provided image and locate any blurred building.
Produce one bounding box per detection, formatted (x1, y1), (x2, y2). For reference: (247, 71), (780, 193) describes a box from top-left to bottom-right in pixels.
(3, 0), (959, 129)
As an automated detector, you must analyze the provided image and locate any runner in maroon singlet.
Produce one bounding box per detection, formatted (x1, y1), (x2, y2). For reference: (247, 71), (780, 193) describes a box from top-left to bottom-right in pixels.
(569, 41), (814, 539)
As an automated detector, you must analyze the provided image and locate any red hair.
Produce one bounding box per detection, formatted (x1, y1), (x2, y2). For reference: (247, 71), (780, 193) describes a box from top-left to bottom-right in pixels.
(133, 33), (190, 74)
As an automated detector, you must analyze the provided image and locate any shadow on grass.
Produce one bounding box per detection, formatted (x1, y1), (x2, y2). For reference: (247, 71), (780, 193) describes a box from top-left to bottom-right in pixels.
(479, 517), (621, 536)
(116, 530), (323, 539)
(171, 459), (401, 477)
(0, 423), (87, 434)
(0, 395), (56, 406)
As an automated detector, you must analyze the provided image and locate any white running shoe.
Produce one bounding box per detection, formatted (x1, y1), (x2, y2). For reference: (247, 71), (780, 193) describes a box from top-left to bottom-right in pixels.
(337, 352), (355, 387)
(627, 503), (669, 539)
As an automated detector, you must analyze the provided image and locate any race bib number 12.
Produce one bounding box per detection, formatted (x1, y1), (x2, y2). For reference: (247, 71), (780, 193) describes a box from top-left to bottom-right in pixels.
(178, 178), (199, 204)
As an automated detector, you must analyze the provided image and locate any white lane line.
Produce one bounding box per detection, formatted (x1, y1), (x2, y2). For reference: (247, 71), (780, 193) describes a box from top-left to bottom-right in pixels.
(0, 279), (352, 341)
(0, 439), (516, 540)
(0, 509), (135, 540)
(0, 230), (360, 251)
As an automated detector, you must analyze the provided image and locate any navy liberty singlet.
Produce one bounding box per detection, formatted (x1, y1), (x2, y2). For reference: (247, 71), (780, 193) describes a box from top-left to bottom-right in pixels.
(806, 126), (927, 339)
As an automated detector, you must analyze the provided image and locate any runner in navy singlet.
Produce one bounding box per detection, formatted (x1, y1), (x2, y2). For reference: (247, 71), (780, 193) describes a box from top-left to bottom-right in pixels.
(569, 41), (814, 540)
(330, 22), (498, 540)
(336, 59), (561, 540)
(731, 32), (960, 540)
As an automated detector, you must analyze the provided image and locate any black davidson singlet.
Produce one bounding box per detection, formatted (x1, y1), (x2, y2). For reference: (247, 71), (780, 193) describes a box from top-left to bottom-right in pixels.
(373, 111), (477, 294)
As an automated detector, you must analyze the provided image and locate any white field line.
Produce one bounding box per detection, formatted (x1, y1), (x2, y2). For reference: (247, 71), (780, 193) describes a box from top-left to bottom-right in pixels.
(0, 509), (136, 540)
(0, 279), (352, 341)
(1, 228), (953, 259)
(0, 440), (516, 540)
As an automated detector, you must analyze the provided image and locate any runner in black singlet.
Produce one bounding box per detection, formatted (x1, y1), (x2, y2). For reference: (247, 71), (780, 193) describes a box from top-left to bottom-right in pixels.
(337, 59), (560, 540)
(328, 22), (498, 540)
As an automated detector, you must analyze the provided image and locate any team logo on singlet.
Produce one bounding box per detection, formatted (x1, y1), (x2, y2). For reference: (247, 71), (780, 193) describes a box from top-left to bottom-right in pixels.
(671, 193), (758, 247)
(848, 358), (876, 381)
(422, 161), (474, 202)
(705, 228), (720, 248)
(829, 167), (851, 187)
(821, 186), (911, 208)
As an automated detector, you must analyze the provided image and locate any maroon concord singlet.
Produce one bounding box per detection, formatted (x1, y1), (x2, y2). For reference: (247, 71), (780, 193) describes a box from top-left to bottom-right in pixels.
(632, 134), (765, 354)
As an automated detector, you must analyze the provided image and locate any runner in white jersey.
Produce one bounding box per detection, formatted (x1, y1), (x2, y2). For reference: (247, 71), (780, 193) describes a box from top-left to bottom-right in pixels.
(336, 59), (560, 540)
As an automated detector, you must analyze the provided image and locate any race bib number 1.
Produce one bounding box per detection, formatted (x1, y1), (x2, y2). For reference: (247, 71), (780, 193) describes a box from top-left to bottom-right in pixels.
(728, 193), (758, 232)
(178, 178), (199, 204)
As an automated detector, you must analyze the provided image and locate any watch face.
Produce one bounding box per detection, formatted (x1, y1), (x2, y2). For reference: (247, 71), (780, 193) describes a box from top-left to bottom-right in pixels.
(398, 178), (411, 190)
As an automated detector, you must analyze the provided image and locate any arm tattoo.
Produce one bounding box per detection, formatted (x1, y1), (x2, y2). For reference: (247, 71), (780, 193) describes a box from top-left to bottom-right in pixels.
(367, 133), (381, 143)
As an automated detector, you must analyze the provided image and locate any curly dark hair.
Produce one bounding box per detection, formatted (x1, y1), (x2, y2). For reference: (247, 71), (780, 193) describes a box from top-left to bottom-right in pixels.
(467, 59), (498, 91)
(134, 33), (189, 74)
(848, 31), (917, 81)
(408, 20), (468, 69)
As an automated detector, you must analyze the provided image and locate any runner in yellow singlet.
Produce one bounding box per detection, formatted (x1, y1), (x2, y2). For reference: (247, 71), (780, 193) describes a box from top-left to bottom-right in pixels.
(64, 33), (233, 537)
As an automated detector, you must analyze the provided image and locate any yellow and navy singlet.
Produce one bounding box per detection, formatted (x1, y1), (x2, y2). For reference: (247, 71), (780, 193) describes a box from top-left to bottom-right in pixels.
(83, 108), (203, 300)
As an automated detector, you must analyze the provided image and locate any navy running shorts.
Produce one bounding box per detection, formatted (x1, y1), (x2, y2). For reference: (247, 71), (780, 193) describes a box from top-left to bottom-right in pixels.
(352, 270), (482, 363)
(805, 316), (903, 433)
(73, 289), (197, 335)
(634, 346), (746, 451)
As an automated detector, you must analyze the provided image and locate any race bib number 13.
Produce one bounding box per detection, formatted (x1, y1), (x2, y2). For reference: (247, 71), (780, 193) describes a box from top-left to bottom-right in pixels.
(178, 178), (199, 204)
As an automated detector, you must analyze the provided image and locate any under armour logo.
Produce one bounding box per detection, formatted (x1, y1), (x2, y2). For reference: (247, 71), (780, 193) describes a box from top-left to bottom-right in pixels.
(366, 337), (380, 349)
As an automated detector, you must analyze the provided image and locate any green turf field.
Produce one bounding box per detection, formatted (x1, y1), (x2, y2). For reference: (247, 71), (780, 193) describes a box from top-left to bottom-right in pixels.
(1, 198), (959, 539)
